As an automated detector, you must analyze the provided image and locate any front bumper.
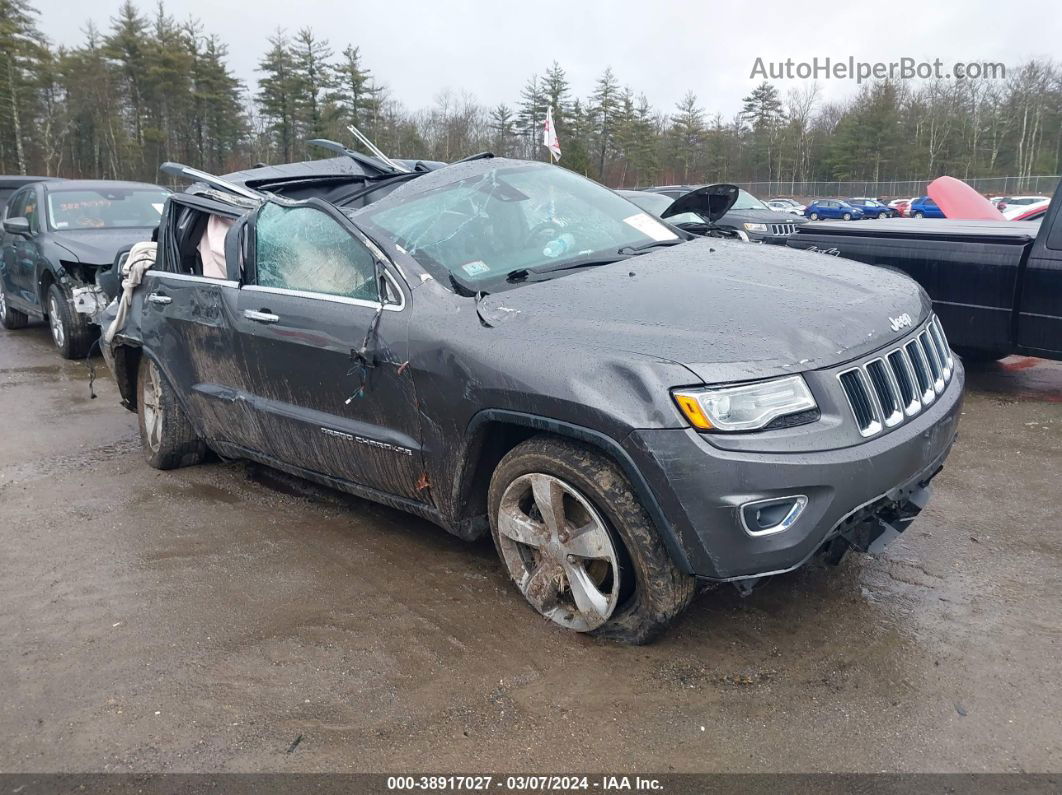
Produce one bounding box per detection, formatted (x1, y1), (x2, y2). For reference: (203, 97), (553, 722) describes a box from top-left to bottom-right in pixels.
(757, 234), (794, 246)
(624, 364), (964, 580)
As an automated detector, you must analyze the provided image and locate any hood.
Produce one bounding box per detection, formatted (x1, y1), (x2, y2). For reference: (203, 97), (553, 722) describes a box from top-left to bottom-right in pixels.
(927, 175), (1005, 221)
(479, 239), (929, 383)
(662, 184), (739, 224)
(51, 227), (156, 265)
(719, 207), (806, 226)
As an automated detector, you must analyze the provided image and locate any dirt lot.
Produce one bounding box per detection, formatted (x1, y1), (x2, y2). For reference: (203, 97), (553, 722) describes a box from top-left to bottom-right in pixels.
(1, 323), (1060, 774)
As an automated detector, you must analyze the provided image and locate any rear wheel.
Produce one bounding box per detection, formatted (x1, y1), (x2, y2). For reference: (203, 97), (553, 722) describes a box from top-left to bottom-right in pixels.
(46, 283), (96, 359)
(137, 356), (206, 470)
(0, 280), (29, 330)
(488, 436), (696, 644)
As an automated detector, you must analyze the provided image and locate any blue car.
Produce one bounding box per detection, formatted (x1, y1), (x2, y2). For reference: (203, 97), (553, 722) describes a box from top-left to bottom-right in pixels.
(844, 197), (894, 218)
(804, 199), (865, 221)
(908, 196), (946, 218)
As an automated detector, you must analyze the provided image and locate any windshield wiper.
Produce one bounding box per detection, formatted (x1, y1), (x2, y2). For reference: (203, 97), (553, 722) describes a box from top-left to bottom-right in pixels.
(505, 257), (628, 283)
(505, 241), (687, 283)
(616, 238), (687, 255)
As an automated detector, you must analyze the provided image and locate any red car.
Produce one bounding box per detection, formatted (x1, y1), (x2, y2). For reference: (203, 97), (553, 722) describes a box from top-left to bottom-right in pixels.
(1012, 203), (1050, 222)
(888, 199), (911, 217)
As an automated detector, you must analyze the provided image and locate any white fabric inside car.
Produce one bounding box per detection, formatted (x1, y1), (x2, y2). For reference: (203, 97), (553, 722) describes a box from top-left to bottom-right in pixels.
(198, 215), (233, 279)
(105, 241), (157, 344)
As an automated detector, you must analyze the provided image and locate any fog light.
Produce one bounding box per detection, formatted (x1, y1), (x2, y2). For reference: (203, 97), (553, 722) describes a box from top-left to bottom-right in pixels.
(740, 496), (808, 537)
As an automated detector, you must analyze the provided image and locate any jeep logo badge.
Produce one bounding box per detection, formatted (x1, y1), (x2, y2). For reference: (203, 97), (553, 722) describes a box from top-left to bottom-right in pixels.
(889, 313), (913, 332)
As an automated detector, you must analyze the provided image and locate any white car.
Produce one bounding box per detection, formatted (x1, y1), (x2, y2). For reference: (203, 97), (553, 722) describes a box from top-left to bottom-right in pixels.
(1000, 196), (1051, 219)
(888, 197), (921, 217)
(766, 199), (805, 215)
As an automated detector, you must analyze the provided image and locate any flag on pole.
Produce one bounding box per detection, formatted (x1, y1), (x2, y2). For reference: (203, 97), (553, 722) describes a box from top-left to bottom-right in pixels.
(543, 106), (561, 161)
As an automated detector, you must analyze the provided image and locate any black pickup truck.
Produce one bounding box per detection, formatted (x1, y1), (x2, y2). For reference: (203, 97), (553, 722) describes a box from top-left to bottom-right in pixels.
(787, 182), (1061, 362)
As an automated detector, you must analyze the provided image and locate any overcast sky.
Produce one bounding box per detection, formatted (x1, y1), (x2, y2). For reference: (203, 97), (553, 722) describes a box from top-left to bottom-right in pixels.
(30, 0), (1062, 118)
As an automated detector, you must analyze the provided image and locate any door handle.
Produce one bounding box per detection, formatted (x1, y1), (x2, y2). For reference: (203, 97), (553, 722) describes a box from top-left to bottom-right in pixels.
(147, 292), (172, 305)
(244, 308), (280, 324)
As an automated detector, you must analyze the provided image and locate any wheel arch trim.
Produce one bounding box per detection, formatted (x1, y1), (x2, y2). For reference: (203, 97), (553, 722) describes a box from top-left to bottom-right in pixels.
(462, 409), (695, 575)
(125, 345), (208, 439)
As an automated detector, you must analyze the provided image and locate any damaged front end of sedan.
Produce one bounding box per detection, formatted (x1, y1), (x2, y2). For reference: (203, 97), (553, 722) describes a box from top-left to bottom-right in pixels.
(96, 130), (964, 644)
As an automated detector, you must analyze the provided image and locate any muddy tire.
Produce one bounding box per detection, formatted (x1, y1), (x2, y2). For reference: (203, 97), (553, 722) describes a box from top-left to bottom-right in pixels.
(488, 435), (696, 645)
(0, 279), (29, 329)
(137, 356), (206, 470)
(46, 283), (96, 359)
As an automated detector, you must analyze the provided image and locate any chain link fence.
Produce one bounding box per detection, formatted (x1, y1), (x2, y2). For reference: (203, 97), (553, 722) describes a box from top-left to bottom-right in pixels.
(738, 176), (1060, 200)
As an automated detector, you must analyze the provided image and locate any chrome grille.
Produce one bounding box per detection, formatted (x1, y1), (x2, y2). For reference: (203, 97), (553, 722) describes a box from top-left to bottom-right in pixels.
(838, 316), (954, 438)
(839, 370), (881, 437)
(770, 223), (797, 235)
(905, 338), (933, 404)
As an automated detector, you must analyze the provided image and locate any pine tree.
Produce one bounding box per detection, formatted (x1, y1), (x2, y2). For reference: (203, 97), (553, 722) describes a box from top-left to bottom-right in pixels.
(515, 73), (546, 159)
(330, 44), (376, 132)
(0, 0), (47, 174)
(291, 27), (332, 152)
(740, 81), (786, 180)
(590, 66), (620, 180)
(105, 0), (148, 156)
(670, 91), (705, 184)
(191, 32), (247, 172)
(562, 98), (592, 175)
(541, 60), (571, 136)
(256, 30), (298, 161)
(488, 103), (517, 157)
(60, 22), (129, 177)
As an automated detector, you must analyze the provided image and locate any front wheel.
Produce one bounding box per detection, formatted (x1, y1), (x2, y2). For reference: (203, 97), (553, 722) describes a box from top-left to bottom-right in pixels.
(46, 283), (96, 359)
(914, 211), (925, 218)
(137, 356), (207, 470)
(488, 436), (696, 644)
(809, 212), (819, 220)
(0, 279), (29, 330)
(842, 212), (852, 221)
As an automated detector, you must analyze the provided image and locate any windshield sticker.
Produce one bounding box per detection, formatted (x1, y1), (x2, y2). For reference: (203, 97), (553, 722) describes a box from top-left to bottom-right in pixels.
(461, 260), (490, 276)
(58, 199), (112, 211)
(623, 213), (678, 242)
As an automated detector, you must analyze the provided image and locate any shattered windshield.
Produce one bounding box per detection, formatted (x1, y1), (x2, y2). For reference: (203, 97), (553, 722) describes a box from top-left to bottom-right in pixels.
(47, 188), (169, 231)
(731, 190), (770, 210)
(358, 164), (677, 288)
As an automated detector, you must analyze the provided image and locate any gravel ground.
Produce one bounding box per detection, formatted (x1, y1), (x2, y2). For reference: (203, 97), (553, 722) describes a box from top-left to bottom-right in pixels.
(1, 323), (1059, 773)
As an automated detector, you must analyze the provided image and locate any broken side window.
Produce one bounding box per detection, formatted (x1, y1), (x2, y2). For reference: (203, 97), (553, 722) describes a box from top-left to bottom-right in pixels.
(253, 202), (379, 302)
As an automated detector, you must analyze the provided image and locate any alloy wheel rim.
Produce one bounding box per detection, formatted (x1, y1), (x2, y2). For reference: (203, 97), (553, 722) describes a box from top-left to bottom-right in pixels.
(496, 473), (621, 632)
(142, 362), (164, 453)
(48, 295), (64, 348)
(0, 284), (6, 321)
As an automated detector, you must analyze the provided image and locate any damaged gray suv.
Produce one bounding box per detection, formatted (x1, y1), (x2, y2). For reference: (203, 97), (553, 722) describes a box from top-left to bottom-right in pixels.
(99, 153), (963, 643)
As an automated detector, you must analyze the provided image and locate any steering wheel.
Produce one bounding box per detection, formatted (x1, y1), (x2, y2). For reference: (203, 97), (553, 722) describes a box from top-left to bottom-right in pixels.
(524, 221), (566, 249)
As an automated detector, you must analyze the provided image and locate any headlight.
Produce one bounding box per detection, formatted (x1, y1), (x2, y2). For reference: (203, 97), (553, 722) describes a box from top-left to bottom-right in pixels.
(743, 223), (768, 233)
(673, 375), (817, 432)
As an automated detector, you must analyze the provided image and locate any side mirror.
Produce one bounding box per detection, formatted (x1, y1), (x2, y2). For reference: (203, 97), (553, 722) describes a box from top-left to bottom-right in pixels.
(3, 216), (31, 236)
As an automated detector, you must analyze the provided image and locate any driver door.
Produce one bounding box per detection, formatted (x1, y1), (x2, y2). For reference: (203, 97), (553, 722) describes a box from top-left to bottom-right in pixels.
(233, 200), (425, 501)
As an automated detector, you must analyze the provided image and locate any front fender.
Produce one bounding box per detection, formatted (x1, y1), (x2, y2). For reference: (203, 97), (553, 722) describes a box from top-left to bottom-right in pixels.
(458, 409), (695, 575)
